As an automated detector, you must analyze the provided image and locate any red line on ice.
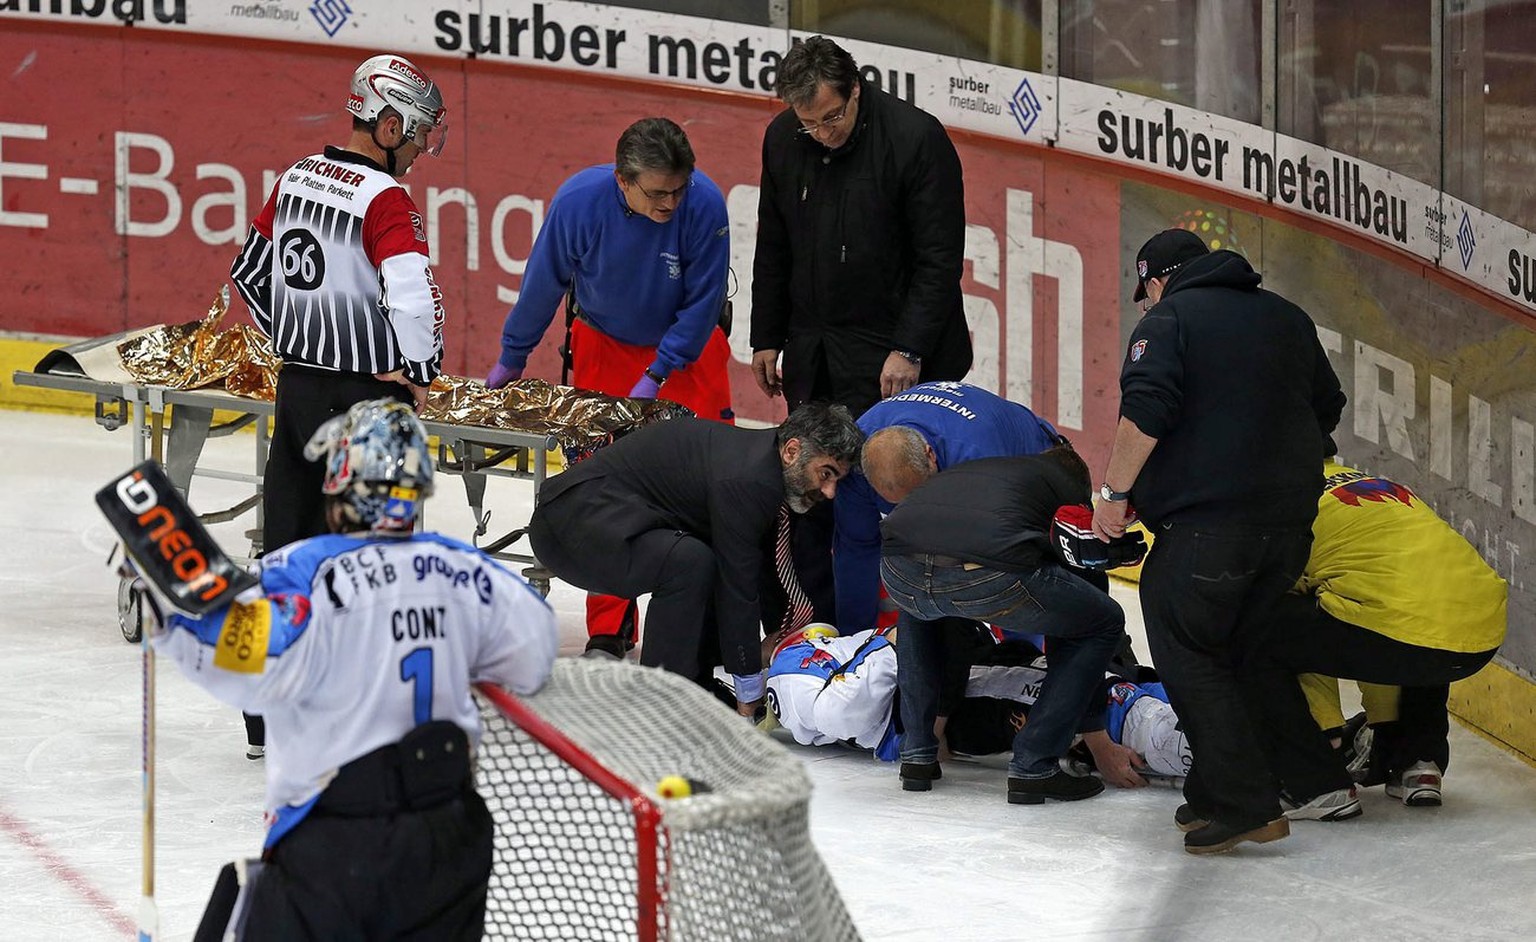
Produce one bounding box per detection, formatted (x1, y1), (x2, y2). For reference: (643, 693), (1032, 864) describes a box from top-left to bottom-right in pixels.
(0, 804), (136, 937)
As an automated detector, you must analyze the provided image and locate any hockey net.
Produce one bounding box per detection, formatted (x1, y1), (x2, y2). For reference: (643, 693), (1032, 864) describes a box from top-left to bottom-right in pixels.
(475, 658), (861, 942)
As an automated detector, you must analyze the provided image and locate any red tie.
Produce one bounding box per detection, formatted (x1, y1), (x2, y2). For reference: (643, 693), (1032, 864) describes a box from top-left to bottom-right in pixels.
(774, 505), (816, 634)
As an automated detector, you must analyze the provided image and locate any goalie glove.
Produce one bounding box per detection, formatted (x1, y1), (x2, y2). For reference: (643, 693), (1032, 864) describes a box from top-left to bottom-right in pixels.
(1050, 504), (1147, 571)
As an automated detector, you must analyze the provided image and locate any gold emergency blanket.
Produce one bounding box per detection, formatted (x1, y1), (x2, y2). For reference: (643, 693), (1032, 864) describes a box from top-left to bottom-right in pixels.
(117, 286), (282, 398)
(425, 375), (694, 462)
(115, 288), (694, 462)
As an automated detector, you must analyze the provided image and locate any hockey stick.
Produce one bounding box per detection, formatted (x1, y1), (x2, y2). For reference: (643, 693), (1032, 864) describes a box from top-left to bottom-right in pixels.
(96, 461), (257, 941)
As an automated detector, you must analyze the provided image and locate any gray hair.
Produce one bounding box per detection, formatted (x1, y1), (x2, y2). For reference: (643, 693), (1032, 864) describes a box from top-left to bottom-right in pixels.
(778, 402), (864, 467)
(860, 426), (929, 480)
(775, 36), (859, 109)
(614, 117), (695, 180)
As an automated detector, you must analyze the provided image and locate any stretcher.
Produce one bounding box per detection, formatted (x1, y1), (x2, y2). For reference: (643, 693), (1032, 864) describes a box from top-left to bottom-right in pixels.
(15, 335), (559, 640)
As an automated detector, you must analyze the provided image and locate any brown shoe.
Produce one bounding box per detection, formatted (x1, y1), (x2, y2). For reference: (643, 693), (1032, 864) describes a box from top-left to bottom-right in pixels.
(1183, 816), (1290, 855)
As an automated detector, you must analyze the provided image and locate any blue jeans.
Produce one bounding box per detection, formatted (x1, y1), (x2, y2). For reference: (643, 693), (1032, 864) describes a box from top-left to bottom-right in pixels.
(882, 554), (1126, 778)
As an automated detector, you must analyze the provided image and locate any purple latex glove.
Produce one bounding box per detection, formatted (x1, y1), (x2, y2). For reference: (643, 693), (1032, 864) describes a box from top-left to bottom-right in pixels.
(628, 373), (662, 399)
(485, 362), (523, 389)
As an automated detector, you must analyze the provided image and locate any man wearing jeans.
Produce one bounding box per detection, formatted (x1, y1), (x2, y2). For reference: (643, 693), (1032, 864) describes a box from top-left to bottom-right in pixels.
(879, 446), (1126, 802)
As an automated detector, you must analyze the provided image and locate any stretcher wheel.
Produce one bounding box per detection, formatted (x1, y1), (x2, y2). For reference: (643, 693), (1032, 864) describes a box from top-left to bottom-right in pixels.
(522, 566), (552, 599)
(117, 576), (145, 644)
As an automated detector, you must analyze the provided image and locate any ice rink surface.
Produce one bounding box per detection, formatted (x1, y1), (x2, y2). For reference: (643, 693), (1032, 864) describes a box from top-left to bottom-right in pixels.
(3, 408), (1535, 941)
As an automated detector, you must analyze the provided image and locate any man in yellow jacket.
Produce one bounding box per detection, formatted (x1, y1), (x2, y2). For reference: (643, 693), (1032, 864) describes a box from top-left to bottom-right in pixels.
(1236, 459), (1506, 823)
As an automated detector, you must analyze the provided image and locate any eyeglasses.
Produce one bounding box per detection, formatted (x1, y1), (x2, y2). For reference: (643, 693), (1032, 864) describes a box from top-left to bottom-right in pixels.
(633, 176), (694, 201)
(796, 100), (852, 135)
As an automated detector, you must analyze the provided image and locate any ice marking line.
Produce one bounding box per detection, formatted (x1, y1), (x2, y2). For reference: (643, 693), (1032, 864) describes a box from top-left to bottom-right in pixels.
(0, 804), (136, 936)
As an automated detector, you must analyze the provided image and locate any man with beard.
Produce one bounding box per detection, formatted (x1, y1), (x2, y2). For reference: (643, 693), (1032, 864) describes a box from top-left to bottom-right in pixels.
(528, 404), (863, 714)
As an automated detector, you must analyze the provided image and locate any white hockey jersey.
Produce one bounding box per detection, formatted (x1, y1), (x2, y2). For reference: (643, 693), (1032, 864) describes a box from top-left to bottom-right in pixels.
(154, 531), (558, 847)
(765, 629), (899, 759)
(230, 146), (445, 386)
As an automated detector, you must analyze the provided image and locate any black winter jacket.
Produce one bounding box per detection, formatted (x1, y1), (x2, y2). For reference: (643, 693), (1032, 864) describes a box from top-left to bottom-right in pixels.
(751, 80), (972, 415)
(1118, 250), (1346, 528)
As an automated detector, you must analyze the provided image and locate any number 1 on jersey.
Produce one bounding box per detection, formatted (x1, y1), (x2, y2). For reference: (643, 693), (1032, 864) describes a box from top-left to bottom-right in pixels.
(400, 647), (434, 724)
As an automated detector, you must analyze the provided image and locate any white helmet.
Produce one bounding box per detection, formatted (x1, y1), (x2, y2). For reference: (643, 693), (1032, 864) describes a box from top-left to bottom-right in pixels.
(347, 54), (448, 157)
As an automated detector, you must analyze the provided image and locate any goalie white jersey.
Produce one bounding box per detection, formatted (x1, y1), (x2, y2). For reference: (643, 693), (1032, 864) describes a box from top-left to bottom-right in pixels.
(154, 531), (558, 847)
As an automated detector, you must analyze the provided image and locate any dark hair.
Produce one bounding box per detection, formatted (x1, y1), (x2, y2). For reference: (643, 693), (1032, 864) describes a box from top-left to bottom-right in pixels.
(775, 36), (859, 109)
(353, 109), (399, 133)
(777, 401), (864, 467)
(614, 117), (695, 180)
(1040, 441), (1092, 494)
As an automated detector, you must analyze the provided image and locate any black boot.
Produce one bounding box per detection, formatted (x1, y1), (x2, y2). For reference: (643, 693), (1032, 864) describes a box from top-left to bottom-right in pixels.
(900, 761), (942, 792)
(1006, 769), (1105, 804)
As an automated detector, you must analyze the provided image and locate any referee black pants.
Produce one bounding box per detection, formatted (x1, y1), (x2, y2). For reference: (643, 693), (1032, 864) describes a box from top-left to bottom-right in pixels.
(263, 364), (413, 554)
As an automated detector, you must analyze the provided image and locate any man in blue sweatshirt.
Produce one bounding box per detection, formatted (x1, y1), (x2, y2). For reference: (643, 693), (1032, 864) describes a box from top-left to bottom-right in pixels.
(486, 117), (733, 656)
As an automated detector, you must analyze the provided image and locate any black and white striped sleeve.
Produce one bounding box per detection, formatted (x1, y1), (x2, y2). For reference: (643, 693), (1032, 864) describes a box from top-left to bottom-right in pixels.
(230, 227), (274, 338)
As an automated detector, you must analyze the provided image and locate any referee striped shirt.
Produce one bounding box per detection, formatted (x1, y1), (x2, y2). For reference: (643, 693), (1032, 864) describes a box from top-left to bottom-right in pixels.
(231, 146), (444, 387)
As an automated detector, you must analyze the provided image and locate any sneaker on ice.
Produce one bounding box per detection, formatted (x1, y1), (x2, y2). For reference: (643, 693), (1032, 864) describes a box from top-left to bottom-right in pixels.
(246, 743), (265, 760)
(1386, 761), (1443, 807)
(1280, 786), (1361, 822)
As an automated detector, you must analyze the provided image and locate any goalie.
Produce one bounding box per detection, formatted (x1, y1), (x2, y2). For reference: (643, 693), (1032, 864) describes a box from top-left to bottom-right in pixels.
(127, 401), (559, 940)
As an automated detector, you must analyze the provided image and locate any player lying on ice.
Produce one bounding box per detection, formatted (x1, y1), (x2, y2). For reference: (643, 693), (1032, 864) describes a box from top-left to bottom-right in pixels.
(758, 621), (1190, 790)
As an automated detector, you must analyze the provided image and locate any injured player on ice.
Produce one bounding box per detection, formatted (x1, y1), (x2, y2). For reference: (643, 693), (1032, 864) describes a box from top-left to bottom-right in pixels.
(754, 622), (1190, 789)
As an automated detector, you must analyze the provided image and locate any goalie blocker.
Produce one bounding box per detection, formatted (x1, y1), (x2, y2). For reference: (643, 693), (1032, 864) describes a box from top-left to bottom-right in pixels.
(1051, 503), (1146, 571)
(95, 460), (256, 614)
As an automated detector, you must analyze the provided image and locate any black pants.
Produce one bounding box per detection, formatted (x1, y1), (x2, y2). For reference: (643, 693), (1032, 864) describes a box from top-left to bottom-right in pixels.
(1244, 593), (1498, 798)
(1139, 521), (1313, 828)
(242, 793), (493, 941)
(263, 364), (412, 554)
(529, 489), (725, 682)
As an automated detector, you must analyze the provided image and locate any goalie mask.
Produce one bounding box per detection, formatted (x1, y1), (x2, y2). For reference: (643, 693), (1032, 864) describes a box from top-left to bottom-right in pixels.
(305, 399), (435, 535)
(347, 54), (449, 157)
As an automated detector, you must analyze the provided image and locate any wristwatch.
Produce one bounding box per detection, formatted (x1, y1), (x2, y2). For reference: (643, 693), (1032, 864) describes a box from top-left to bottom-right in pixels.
(893, 349), (922, 366)
(1099, 483), (1131, 503)
(642, 366), (666, 385)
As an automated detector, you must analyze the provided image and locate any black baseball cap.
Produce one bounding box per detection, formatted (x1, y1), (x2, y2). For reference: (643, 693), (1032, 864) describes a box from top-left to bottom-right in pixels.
(1133, 228), (1209, 302)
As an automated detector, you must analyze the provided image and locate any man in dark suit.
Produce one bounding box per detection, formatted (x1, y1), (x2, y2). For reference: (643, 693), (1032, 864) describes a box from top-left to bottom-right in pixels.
(528, 403), (865, 714)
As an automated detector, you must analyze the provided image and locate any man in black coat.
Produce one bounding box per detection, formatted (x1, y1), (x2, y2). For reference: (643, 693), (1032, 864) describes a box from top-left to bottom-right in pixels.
(527, 404), (864, 715)
(1092, 228), (1346, 855)
(750, 35), (972, 419)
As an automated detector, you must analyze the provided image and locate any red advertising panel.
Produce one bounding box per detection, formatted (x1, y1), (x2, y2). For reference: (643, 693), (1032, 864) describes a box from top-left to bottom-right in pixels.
(0, 24), (1122, 454)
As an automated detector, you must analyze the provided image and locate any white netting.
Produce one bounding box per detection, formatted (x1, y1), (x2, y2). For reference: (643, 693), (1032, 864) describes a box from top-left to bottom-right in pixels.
(477, 658), (861, 942)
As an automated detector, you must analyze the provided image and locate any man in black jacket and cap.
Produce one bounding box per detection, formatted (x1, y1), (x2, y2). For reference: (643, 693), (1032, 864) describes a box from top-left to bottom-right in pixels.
(750, 35), (972, 418)
(1092, 228), (1346, 855)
